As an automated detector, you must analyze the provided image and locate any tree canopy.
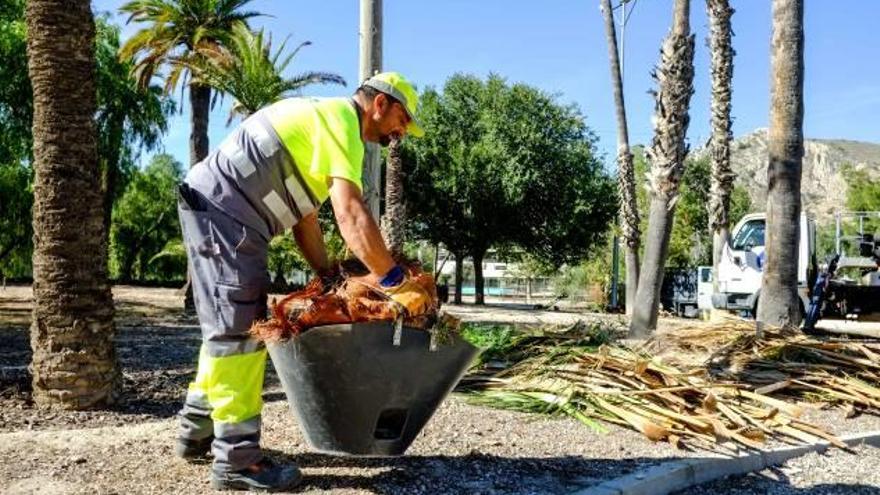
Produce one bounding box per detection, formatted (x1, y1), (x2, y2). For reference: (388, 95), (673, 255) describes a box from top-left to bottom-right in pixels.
(110, 154), (184, 282)
(402, 74), (617, 303)
(0, 8), (171, 279)
(119, 0), (261, 91)
(186, 23), (345, 123)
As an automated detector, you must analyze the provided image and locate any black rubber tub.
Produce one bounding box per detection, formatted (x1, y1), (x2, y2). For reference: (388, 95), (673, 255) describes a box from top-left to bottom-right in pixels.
(267, 321), (479, 456)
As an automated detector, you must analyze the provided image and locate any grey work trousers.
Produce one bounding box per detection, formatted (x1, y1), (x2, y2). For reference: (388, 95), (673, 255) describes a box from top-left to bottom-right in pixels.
(176, 182), (271, 474)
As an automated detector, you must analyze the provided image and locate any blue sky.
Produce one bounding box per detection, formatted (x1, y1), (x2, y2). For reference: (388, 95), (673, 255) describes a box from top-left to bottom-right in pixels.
(93, 0), (880, 169)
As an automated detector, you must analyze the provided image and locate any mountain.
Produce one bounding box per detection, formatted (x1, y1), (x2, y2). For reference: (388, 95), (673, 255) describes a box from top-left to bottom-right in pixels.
(694, 129), (880, 223)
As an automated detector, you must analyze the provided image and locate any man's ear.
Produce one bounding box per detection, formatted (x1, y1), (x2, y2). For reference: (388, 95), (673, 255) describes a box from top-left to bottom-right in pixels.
(374, 92), (389, 114)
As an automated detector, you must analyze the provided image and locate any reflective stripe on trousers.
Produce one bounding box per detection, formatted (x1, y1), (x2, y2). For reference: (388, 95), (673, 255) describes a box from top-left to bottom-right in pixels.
(176, 184), (270, 473)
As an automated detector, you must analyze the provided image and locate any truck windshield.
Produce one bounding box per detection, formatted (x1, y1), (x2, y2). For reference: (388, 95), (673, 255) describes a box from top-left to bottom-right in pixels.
(731, 219), (766, 251)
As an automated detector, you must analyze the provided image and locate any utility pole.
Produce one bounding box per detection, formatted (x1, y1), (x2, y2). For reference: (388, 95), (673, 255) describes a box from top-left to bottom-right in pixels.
(359, 0), (383, 218)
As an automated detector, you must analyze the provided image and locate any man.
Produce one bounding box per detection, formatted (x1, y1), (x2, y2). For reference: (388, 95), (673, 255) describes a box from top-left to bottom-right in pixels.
(175, 72), (432, 491)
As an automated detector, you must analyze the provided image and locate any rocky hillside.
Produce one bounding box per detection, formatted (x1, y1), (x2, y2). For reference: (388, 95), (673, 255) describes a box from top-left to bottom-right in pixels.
(695, 129), (880, 223)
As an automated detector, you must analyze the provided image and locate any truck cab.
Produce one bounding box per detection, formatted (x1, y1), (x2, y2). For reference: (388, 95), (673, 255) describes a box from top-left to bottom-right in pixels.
(712, 212), (816, 316)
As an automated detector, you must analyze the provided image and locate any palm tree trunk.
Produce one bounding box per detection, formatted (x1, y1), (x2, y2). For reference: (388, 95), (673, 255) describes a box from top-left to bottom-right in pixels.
(629, 0), (695, 338)
(26, 0), (118, 409)
(600, 0), (640, 317)
(757, 0), (804, 327)
(381, 138), (405, 258)
(189, 83), (210, 167)
(707, 0), (736, 292)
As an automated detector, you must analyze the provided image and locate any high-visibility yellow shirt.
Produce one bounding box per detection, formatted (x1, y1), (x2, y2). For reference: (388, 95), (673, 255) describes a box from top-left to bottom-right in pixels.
(265, 97), (365, 203)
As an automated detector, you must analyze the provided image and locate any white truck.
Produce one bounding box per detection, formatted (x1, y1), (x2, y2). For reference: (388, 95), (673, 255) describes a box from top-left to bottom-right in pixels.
(712, 212), (817, 317)
(713, 211), (880, 323)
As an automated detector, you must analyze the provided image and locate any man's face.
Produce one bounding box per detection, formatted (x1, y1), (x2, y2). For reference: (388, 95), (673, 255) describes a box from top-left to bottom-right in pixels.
(370, 93), (411, 146)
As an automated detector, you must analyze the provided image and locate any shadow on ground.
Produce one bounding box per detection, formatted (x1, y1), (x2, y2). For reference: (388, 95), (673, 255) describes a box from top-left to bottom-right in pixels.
(0, 314), (283, 431)
(264, 449), (661, 494)
(674, 464), (880, 494)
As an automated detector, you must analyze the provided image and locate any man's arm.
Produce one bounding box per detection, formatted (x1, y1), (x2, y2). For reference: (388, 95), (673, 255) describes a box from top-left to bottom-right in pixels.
(328, 177), (395, 278)
(292, 211), (330, 273)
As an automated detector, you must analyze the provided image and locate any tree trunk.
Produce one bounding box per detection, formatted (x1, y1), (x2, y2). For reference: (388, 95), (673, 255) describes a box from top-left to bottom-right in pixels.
(707, 0), (736, 292)
(359, 0), (383, 218)
(473, 250), (485, 305)
(454, 254), (463, 304)
(600, 0), (640, 318)
(189, 83), (210, 167)
(757, 0), (804, 327)
(381, 138), (405, 258)
(26, 0), (119, 409)
(629, 0), (695, 338)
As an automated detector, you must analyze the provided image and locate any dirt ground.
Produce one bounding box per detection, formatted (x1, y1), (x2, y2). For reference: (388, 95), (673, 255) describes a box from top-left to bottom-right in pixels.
(2, 285), (880, 494)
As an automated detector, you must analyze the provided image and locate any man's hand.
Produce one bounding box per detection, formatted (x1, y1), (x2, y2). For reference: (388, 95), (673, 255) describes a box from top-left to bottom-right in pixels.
(383, 278), (433, 317)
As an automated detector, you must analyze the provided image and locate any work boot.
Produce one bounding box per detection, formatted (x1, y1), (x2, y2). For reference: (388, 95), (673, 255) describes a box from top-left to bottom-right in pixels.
(210, 457), (302, 492)
(174, 436), (214, 461)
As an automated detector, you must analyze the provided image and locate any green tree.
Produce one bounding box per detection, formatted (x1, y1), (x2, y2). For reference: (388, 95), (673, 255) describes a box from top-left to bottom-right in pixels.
(843, 165), (880, 213)
(267, 233), (307, 286)
(0, 164), (31, 277)
(0, 7), (171, 279)
(110, 154), (184, 282)
(187, 24), (345, 123)
(0, 0), (32, 277)
(403, 74), (617, 304)
(120, 0), (260, 166)
(95, 16), (174, 232)
(0, 0), (31, 164)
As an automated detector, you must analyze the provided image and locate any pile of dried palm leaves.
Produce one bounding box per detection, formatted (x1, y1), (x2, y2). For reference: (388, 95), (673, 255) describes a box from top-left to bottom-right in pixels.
(459, 320), (880, 452)
(652, 321), (880, 413)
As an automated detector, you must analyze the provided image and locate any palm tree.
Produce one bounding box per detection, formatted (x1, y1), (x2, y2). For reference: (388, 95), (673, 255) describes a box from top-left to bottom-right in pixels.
(707, 0), (735, 294)
(757, 0), (804, 327)
(185, 24), (345, 123)
(119, 0), (260, 167)
(600, 0), (640, 316)
(26, 0), (119, 408)
(382, 138), (405, 258)
(629, 0), (695, 338)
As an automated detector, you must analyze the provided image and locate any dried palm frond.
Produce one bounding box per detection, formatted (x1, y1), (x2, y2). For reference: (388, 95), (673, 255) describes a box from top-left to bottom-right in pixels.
(461, 322), (862, 452)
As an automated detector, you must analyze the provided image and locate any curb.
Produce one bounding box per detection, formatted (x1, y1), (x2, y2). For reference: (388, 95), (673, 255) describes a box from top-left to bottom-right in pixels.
(571, 430), (880, 495)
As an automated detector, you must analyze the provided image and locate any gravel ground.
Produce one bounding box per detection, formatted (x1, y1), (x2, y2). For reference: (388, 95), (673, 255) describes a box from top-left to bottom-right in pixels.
(676, 444), (880, 494)
(3, 285), (880, 494)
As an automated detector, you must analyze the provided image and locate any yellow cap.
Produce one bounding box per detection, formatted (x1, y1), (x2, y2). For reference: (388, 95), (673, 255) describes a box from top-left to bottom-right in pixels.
(361, 72), (424, 138)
